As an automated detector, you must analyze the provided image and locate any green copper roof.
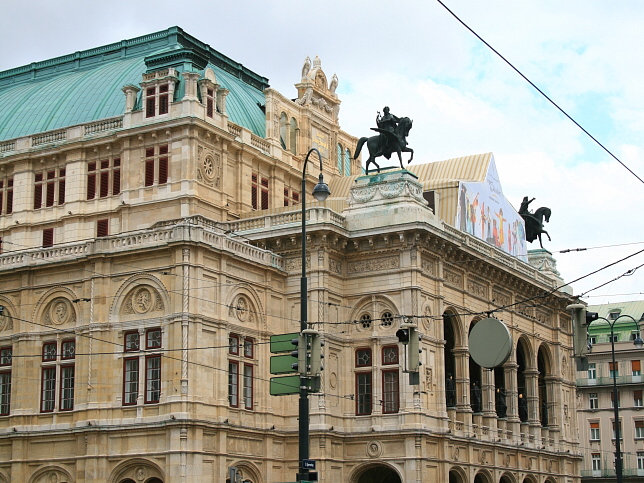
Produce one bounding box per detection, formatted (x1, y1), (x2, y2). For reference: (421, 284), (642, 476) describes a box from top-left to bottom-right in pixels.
(0, 27), (269, 141)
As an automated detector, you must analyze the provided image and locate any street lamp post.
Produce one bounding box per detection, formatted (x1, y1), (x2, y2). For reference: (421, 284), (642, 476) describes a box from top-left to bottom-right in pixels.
(587, 314), (643, 482)
(298, 148), (330, 482)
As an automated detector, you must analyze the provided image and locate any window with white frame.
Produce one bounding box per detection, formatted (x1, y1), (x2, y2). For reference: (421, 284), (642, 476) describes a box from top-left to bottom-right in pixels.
(613, 420), (624, 440)
(633, 360), (641, 376)
(355, 347), (372, 416)
(0, 178), (13, 216)
(592, 453), (601, 471)
(145, 83), (170, 118)
(638, 451), (644, 470)
(610, 361), (619, 378)
(381, 345), (399, 414)
(589, 393), (599, 409)
(588, 363), (597, 380)
(635, 390), (643, 408)
(636, 420), (644, 439)
(34, 168), (65, 209)
(589, 422), (600, 441)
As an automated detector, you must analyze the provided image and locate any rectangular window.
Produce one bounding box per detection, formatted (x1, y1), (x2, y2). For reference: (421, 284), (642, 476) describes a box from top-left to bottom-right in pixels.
(124, 331), (140, 352)
(229, 334), (239, 355)
(588, 363), (596, 380)
(382, 369), (399, 414)
(159, 84), (169, 115)
(0, 346), (12, 416)
(284, 188), (290, 207)
(206, 88), (214, 117)
(228, 361), (239, 407)
(42, 342), (57, 361)
(146, 328), (162, 349)
(635, 390), (643, 407)
(589, 393), (598, 409)
(592, 453), (601, 471)
(42, 228), (54, 248)
(34, 169), (65, 208)
(633, 360), (641, 376)
(382, 345), (399, 365)
(243, 364), (253, 409)
(611, 391), (620, 408)
(610, 334), (619, 343)
(144, 145), (169, 186)
(41, 367), (56, 412)
(590, 422), (600, 440)
(243, 338), (254, 358)
(356, 372), (372, 415)
(251, 174), (258, 210)
(260, 177), (269, 210)
(0, 371), (10, 415)
(145, 355), (161, 404)
(97, 219), (109, 238)
(283, 188), (300, 207)
(146, 87), (156, 118)
(589, 335), (597, 345)
(59, 365), (74, 411)
(610, 362), (619, 378)
(87, 158), (121, 200)
(123, 357), (139, 405)
(638, 451), (644, 470)
(0, 178), (13, 215)
(61, 340), (75, 360)
(355, 348), (372, 368)
(636, 420), (644, 439)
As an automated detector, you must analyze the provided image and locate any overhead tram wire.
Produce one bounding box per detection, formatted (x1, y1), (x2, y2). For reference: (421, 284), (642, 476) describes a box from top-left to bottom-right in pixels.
(435, 0), (644, 186)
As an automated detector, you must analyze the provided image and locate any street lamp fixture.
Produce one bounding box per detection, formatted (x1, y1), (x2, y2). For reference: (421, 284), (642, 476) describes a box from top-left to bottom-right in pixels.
(586, 313), (642, 483)
(297, 147), (329, 482)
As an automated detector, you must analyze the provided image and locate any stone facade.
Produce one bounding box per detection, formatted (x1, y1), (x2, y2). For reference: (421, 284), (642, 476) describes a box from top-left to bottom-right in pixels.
(0, 28), (581, 483)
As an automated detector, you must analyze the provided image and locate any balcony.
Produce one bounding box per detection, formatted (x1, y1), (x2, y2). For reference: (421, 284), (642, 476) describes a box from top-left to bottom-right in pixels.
(577, 375), (644, 387)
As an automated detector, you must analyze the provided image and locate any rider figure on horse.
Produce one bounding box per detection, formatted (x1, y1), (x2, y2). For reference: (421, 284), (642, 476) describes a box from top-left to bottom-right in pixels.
(373, 106), (401, 156)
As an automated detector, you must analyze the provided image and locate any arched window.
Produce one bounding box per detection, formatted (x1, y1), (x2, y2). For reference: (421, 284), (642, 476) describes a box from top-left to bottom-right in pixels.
(337, 144), (343, 174)
(344, 148), (351, 176)
(289, 118), (298, 154)
(279, 113), (288, 150)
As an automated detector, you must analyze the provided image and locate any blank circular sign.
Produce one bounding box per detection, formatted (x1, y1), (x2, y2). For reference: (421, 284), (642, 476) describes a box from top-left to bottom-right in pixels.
(468, 317), (513, 368)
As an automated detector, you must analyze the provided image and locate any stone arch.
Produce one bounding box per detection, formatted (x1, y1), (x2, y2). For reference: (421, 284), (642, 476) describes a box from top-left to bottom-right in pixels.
(0, 297), (16, 333)
(520, 475), (537, 483)
(225, 283), (265, 330)
(537, 343), (553, 427)
(443, 308), (464, 408)
(289, 117), (298, 155)
(279, 112), (289, 150)
(110, 274), (169, 323)
(29, 465), (74, 483)
(204, 68), (217, 83)
(473, 469), (493, 483)
(33, 287), (78, 328)
(448, 465), (468, 483)
(543, 477), (557, 483)
(516, 335), (533, 423)
(226, 460), (263, 483)
(443, 308), (465, 346)
(468, 317), (484, 413)
(500, 472), (516, 483)
(109, 458), (164, 483)
(349, 295), (400, 333)
(350, 462), (402, 483)
(0, 471), (9, 483)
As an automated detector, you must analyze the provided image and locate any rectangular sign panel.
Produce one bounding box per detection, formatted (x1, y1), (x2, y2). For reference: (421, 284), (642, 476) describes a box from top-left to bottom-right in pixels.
(270, 332), (300, 354)
(270, 354), (298, 375)
(270, 375), (300, 396)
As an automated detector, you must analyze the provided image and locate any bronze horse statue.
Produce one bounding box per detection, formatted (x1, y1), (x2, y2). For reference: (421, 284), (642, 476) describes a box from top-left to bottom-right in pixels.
(522, 206), (551, 249)
(353, 117), (414, 175)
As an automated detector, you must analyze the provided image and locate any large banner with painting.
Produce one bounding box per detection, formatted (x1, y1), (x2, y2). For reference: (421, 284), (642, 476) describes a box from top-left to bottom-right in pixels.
(454, 158), (527, 262)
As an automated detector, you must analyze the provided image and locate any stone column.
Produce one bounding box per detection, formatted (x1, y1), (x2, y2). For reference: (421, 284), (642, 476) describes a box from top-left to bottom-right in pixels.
(525, 368), (540, 439)
(453, 347), (472, 430)
(122, 85), (140, 112)
(182, 72), (201, 101)
(217, 88), (229, 116)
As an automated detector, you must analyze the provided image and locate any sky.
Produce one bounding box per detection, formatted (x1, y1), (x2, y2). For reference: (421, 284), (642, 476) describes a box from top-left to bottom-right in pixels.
(1, 0), (642, 308)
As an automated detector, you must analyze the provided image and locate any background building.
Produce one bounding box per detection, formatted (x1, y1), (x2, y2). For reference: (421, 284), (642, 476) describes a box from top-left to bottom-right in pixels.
(0, 27), (580, 482)
(576, 300), (644, 482)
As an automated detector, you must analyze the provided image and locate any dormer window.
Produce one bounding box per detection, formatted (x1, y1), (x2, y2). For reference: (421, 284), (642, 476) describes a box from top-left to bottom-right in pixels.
(609, 310), (621, 320)
(206, 88), (215, 117)
(145, 83), (170, 118)
(0, 178), (13, 215)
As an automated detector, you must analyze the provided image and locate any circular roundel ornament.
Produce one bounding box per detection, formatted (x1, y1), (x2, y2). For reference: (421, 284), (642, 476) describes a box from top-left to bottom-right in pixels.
(468, 317), (513, 368)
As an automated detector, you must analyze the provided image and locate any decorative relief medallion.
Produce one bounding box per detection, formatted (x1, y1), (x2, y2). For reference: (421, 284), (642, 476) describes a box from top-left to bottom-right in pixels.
(121, 285), (164, 315)
(347, 256), (399, 274)
(329, 372), (337, 389)
(422, 305), (432, 330)
(135, 467), (147, 481)
(561, 356), (568, 376)
(366, 440), (383, 458)
(235, 295), (249, 321)
(44, 298), (75, 326)
(0, 310), (12, 332)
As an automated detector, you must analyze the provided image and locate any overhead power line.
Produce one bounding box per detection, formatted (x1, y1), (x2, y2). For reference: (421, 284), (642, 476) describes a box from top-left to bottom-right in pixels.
(436, 0), (644, 185)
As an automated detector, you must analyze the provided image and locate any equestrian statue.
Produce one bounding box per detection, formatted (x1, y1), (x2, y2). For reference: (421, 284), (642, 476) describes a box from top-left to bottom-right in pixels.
(354, 106), (414, 175)
(519, 196), (552, 249)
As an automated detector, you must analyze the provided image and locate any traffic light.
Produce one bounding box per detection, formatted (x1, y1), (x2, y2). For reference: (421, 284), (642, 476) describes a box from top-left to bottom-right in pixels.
(291, 334), (307, 376)
(567, 303), (592, 360)
(397, 322), (422, 384)
(308, 330), (324, 376)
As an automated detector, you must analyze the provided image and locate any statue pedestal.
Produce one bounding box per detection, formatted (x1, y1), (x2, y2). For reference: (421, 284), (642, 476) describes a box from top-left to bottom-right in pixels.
(343, 170), (439, 231)
(527, 249), (572, 294)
